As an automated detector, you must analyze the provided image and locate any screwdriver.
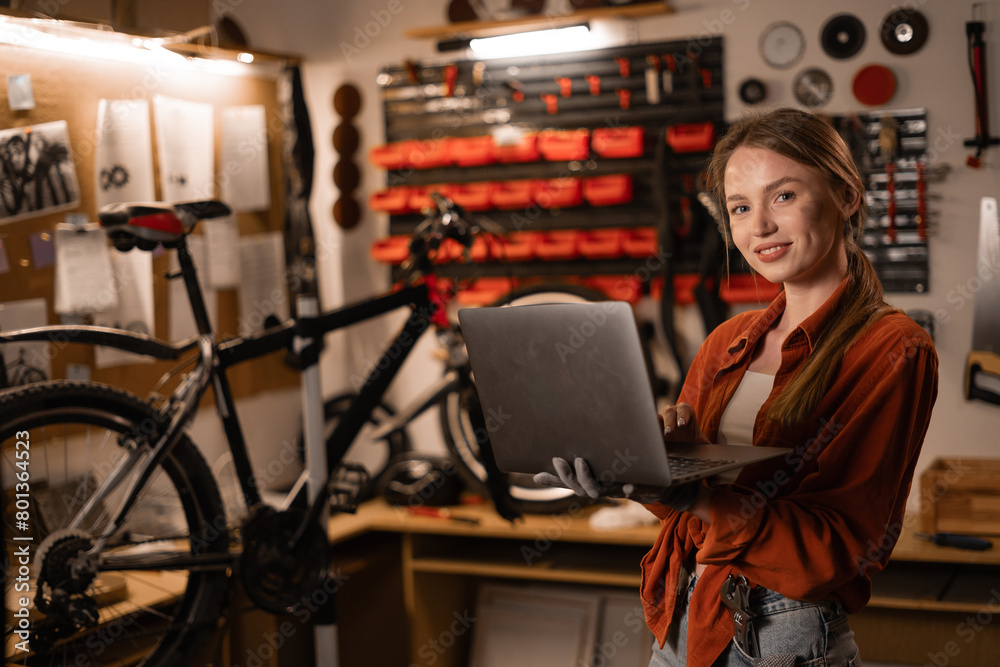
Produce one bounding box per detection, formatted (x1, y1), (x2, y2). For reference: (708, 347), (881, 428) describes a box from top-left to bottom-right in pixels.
(915, 532), (993, 550)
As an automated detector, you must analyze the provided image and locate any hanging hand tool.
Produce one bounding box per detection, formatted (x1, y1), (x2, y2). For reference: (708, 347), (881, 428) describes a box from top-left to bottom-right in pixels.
(645, 55), (662, 104)
(963, 4), (1000, 167)
(965, 196), (1000, 405)
(586, 74), (601, 96)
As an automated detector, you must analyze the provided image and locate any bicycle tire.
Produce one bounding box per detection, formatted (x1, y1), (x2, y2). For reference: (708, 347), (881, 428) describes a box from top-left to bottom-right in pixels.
(1, 381), (229, 667)
(308, 392), (411, 502)
(440, 283), (608, 514)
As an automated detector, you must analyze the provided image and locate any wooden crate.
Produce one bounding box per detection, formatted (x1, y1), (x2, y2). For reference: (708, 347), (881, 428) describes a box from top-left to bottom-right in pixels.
(920, 458), (1000, 535)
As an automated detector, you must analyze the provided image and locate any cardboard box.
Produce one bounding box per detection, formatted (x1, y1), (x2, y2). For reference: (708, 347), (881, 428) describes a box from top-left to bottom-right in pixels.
(920, 458), (1000, 536)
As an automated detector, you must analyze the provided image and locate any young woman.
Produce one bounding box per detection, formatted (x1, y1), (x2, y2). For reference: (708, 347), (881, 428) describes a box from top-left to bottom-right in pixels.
(536, 107), (939, 666)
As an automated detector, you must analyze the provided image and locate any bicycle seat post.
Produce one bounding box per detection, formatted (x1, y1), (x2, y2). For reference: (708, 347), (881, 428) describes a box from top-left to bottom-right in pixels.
(174, 236), (215, 337)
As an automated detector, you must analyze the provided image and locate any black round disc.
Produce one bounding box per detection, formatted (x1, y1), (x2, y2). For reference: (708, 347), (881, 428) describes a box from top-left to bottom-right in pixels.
(880, 8), (929, 55)
(739, 78), (767, 105)
(821, 13), (866, 59)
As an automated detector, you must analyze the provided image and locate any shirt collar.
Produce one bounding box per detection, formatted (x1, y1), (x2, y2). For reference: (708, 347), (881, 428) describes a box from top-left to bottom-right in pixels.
(723, 276), (851, 364)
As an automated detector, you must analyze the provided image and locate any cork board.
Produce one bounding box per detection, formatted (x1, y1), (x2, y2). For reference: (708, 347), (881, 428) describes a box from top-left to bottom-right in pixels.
(0, 42), (298, 399)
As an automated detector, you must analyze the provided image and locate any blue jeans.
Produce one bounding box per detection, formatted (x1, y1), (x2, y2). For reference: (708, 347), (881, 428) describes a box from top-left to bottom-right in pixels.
(649, 572), (862, 666)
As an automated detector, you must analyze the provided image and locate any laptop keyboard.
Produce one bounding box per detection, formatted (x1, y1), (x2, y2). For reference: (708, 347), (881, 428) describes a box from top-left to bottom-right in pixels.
(668, 455), (736, 476)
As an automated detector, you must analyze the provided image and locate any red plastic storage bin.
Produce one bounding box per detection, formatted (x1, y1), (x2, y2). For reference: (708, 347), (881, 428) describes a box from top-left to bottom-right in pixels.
(535, 230), (581, 260)
(591, 126), (645, 158)
(450, 136), (496, 167)
(456, 277), (519, 306)
(408, 186), (440, 213)
(578, 229), (625, 259)
(444, 182), (495, 211)
(622, 228), (658, 258)
(586, 275), (642, 303)
(370, 236), (411, 264)
(491, 179), (534, 210)
(368, 187), (413, 215)
(666, 122), (716, 153)
(719, 274), (782, 304)
(537, 128), (590, 161)
(500, 231), (539, 261)
(533, 178), (583, 209)
(494, 132), (540, 163)
(368, 142), (410, 170)
(583, 174), (633, 206)
(402, 138), (452, 168)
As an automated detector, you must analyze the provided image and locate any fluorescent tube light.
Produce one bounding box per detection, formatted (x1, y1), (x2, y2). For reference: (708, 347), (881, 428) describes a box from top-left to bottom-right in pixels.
(469, 24), (591, 59)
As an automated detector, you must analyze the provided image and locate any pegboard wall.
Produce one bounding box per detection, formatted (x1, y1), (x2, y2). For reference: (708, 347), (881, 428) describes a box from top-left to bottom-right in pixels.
(367, 37), (757, 305)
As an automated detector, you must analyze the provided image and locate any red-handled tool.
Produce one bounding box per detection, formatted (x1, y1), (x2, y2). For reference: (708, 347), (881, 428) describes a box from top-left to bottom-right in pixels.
(586, 74), (601, 96)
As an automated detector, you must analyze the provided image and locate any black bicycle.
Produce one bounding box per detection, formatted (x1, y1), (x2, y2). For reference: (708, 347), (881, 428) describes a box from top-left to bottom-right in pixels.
(0, 192), (610, 665)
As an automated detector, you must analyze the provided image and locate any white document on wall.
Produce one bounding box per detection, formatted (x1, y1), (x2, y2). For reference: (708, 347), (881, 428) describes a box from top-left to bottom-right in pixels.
(54, 222), (117, 314)
(202, 216), (241, 288)
(0, 297), (51, 383)
(238, 232), (288, 336)
(221, 105), (270, 212)
(94, 250), (155, 368)
(94, 99), (156, 208)
(168, 235), (218, 342)
(154, 95), (215, 202)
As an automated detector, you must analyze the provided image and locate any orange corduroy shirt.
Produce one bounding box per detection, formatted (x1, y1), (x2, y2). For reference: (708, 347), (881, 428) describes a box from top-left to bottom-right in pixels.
(640, 278), (939, 666)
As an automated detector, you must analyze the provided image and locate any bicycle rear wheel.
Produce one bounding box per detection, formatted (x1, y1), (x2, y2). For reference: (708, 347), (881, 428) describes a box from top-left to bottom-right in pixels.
(1, 381), (229, 667)
(441, 284), (608, 514)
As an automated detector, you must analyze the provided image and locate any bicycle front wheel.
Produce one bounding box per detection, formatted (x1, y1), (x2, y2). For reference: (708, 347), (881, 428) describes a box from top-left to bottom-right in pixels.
(1, 381), (229, 667)
(441, 284), (609, 514)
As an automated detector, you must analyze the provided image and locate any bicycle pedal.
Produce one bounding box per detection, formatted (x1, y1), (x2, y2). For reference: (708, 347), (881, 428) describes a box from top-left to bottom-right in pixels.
(328, 462), (369, 514)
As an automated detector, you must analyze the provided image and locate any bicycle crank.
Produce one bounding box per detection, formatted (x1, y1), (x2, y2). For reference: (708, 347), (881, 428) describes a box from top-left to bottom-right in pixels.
(239, 505), (329, 615)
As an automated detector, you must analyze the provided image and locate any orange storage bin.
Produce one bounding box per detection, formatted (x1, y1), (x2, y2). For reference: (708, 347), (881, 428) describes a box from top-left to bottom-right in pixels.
(494, 132), (540, 163)
(456, 277), (519, 306)
(622, 228), (658, 258)
(535, 230), (581, 260)
(500, 231), (539, 261)
(491, 179), (534, 210)
(368, 187), (413, 215)
(592, 126), (645, 158)
(368, 142), (410, 170)
(719, 274), (782, 304)
(402, 138), (452, 168)
(666, 122), (716, 153)
(533, 178), (583, 208)
(578, 229), (625, 259)
(586, 275), (642, 303)
(408, 186), (437, 212)
(583, 174), (633, 206)
(450, 136), (496, 166)
(537, 128), (590, 161)
(651, 274), (700, 306)
(433, 238), (466, 264)
(445, 182), (495, 212)
(370, 236), (411, 264)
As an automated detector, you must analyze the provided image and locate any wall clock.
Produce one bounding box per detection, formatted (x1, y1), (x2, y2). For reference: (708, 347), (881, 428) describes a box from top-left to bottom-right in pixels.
(760, 21), (805, 69)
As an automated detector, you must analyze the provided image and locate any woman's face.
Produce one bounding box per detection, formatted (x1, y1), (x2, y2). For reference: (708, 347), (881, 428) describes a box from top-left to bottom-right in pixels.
(724, 145), (855, 291)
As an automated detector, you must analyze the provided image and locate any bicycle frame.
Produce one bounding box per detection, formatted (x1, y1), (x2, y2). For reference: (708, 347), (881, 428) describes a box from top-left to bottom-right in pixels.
(0, 232), (448, 568)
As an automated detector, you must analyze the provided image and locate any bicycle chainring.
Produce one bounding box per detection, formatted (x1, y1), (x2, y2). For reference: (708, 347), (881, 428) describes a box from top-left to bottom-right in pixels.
(239, 506), (329, 615)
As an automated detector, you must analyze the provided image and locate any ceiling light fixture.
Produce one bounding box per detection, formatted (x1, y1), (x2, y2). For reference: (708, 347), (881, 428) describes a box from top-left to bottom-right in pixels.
(469, 24), (592, 59)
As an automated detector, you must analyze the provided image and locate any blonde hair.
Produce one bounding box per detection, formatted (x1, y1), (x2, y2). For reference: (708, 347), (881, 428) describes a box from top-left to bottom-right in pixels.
(707, 107), (896, 428)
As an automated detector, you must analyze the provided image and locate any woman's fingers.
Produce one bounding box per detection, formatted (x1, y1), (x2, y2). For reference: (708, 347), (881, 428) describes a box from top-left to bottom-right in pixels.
(658, 402), (708, 442)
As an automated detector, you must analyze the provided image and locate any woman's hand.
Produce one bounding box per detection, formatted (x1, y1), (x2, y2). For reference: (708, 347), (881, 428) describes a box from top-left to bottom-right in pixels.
(533, 457), (700, 510)
(658, 402), (710, 443)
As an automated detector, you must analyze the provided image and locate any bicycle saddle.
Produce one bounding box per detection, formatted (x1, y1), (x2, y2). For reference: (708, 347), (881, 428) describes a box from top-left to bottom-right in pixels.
(99, 200), (232, 250)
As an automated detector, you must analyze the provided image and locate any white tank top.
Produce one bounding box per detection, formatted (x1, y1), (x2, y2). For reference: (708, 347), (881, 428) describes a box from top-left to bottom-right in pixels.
(712, 370), (774, 484)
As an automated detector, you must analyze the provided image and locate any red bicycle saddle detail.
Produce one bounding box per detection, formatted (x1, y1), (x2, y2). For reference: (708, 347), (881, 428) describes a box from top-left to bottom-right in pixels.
(99, 201), (232, 250)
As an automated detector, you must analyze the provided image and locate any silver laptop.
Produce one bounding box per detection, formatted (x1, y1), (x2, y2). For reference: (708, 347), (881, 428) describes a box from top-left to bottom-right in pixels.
(458, 301), (787, 488)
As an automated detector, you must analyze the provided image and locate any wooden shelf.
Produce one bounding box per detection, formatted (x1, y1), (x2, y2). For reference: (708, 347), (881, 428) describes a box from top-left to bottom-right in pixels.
(405, 1), (674, 40)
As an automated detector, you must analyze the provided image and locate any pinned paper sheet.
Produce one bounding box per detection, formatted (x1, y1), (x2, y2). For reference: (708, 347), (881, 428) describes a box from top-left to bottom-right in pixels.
(221, 105), (270, 212)
(0, 121), (81, 224)
(203, 217), (241, 288)
(168, 236), (218, 342)
(95, 99), (156, 208)
(238, 232), (288, 336)
(54, 222), (117, 314)
(0, 297), (51, 384)
(154, 95), (215, 202)
(94, 250), (155, 369)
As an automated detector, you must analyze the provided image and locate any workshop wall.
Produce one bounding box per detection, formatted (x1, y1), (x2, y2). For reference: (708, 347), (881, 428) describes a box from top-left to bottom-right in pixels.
(224, 0), (1000, 512)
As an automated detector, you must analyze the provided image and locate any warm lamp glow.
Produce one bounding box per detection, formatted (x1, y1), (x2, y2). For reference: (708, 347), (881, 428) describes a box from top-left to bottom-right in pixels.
(469, 25), (592, 59)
